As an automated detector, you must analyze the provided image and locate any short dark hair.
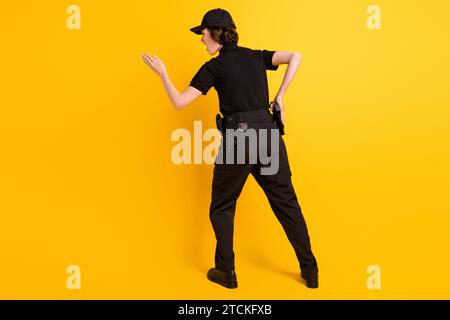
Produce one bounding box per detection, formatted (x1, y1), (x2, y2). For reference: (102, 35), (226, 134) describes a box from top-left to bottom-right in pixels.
(208, 26), (239, 45)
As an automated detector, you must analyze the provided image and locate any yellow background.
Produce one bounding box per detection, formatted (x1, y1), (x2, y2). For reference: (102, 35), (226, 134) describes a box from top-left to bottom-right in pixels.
(1, 0), (449, 299)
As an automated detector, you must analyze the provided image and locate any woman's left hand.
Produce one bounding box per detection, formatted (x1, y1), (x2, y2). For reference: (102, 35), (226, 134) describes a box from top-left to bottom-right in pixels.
(141, 53), (167, 78)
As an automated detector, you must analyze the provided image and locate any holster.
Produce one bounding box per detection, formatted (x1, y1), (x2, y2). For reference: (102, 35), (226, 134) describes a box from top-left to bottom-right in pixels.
(270, 101), (285, 135)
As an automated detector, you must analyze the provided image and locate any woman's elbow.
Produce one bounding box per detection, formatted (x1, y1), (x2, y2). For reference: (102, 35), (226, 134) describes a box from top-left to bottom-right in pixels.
(293, 52), (302, 60)
(173, 100), (186, 110)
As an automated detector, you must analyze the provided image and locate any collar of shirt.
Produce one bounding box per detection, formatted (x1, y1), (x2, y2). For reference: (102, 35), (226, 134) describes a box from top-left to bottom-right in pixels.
(219, 41), (238, 54)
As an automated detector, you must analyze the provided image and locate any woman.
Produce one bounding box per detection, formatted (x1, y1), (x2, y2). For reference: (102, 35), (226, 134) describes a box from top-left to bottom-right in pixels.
(141, 8), (319, 289)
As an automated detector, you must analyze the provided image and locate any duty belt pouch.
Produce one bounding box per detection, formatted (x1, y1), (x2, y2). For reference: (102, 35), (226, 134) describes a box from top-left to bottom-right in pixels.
(237, 122), (248, 131)
(216, 113), (223, 135)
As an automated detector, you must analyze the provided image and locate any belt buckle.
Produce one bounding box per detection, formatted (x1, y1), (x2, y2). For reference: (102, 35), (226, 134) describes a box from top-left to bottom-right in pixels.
(237, 122), (248, 132)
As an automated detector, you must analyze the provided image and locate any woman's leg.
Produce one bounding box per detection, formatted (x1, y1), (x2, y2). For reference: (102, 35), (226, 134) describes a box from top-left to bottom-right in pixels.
(210, 162), (253, 271)
(251, 136), (319, 278)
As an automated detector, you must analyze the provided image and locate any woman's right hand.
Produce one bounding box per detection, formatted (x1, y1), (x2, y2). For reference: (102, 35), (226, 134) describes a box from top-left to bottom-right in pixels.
(274, 95), (285, 124)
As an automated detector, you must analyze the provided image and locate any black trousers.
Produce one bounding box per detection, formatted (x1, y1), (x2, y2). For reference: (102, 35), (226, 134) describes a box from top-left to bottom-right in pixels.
(209, 120), (319, 278)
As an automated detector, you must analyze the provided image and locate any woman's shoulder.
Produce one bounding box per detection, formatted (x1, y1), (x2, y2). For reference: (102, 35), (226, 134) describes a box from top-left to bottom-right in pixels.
(239, 45), (274, 57)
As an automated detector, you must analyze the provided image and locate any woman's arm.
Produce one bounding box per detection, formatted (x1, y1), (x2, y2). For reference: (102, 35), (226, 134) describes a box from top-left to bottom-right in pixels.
(141, 53), (202, 110)
(159, 75), (202, 110)
(271, 51), (303, 123)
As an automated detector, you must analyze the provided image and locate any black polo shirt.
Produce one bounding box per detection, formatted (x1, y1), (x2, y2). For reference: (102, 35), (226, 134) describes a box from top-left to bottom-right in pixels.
(189, 41), (278, 115)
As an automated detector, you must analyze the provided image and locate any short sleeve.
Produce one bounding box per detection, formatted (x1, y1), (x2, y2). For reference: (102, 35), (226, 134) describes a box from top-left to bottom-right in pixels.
(261, 50), (279, 71)
(189, 63), (215, 95)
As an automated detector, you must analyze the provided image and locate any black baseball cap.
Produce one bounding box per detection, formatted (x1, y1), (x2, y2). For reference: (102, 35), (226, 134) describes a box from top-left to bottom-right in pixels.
(190, 8), (236, 35)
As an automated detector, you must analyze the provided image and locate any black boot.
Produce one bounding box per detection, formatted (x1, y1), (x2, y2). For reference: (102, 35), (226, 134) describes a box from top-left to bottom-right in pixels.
(207, 268), (238, 289)
(301, 272), (319, 289)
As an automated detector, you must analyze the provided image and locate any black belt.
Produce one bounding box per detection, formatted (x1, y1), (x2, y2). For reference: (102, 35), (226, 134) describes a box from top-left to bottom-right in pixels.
(221, 109), (274, 125)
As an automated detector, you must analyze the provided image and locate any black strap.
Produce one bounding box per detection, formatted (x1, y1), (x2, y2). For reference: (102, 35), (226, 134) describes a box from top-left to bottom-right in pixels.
(222, 109), (274, 124)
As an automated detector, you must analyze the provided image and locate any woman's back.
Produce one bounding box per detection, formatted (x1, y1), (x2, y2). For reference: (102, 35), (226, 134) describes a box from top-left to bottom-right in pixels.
(189, 41), (279, 115)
